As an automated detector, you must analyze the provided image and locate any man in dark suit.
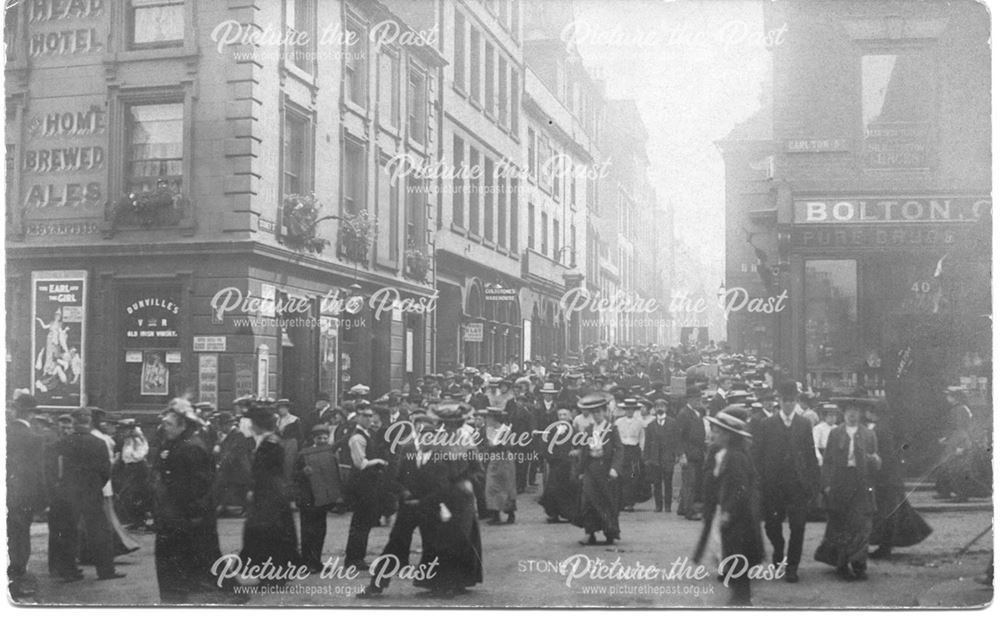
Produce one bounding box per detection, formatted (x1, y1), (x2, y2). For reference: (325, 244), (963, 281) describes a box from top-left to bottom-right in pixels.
(644, 399), (679, 513)
(751, 380), (820, 583)
(676, 386), (706, 520)
(7, 394), (47, 598)
(48, 408), (124, 582)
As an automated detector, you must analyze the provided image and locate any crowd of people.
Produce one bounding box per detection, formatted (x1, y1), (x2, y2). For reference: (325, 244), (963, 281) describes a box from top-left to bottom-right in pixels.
(6, 341), (988, 606)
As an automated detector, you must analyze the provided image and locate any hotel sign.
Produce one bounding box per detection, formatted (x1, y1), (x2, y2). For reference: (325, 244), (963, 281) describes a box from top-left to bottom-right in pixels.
(793, 197), (991, 224)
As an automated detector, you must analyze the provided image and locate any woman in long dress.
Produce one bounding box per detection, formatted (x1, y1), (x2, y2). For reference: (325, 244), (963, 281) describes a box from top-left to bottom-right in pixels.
(414, 402), (484, 597)
(240, 402), (301, 581)
(814, 398), (881, 581)
(866, 402), (932, 558)
(539, 408), (580, 523)
(481, 407), (517, 525)
(572, 394), (624, 545)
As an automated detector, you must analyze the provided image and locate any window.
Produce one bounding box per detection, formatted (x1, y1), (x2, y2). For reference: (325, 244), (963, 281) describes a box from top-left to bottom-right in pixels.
(570, 173), (576, 207)
(406, 176), (425, 248)
(408, 68), (427, 145)
(527, 128), (536, 178)
(527, 203), (535, 250)
(129, 0), (184, 48)
(510, 179), (519, 252)
(283, 110), (308, 195)
(570, 224), (577, 266)
(470, 28), (481, 104)
(539, 137), (552, 193)
(485, 42), (495, 115)
(498, 56), (509, 127)
(497, 174), (507, 248)
(512, 0), (520, 41)
(483, 157), (494, 241)
(342, 138), (365, 215)
(540, 212), (548, 255)
(501, 0), (512, 30)
(377, 157), (399, 262)
(345, 20), (367, 107)
(6, 144), (16, 216)
(454, 11), (466, 91)
(4, 3), (19, 61)
(452, 135), (464, 226)
(126, 102), (183, 195)
(285, 0), (314, 72)
(510, 67), (519, 134)
(861, 52), (934, 169)
(378, 52), (400, 129)
(469, 147), (480, 234)
(552, 148), (561, 201)
(805, 260), (860, 370)
(553, 219), (560, 261)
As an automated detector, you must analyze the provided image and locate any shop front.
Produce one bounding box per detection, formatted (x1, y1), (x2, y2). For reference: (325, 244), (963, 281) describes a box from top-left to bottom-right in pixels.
(785, 195), (991, 472)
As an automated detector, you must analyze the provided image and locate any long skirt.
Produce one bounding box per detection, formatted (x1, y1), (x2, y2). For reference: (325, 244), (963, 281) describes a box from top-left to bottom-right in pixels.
(240, 493), (301, 573)
(870, 483), (932, 548)
(539, 458), (580, 521)
(620, 445), (650, 506)
(155, 518), (225, 603)
(415, 479), (484, 592)
(574, 469), (621, 540)
(814, 469), (873, 569)
(485, 458), (518, 513)
(116, 462), (152, 525)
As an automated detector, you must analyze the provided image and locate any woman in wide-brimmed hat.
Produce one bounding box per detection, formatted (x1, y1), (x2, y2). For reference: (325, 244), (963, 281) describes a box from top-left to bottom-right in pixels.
(814, 397), (881, 581)
(695, 406), (763, 606)
(413, 402), (484, 597)
(864, 400), (932, 559)
(480, 407), (517, 525)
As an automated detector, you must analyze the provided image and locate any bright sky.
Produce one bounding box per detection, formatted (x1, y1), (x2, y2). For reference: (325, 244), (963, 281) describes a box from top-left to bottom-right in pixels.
(571, 0), (772, 280)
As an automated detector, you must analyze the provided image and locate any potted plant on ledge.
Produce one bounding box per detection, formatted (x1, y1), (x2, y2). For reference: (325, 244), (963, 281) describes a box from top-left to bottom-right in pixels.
(405, 245), (431, 282)
(337, 209), (374, 263)
(279, 193), (329, 253)
(113, 178), (183, 228)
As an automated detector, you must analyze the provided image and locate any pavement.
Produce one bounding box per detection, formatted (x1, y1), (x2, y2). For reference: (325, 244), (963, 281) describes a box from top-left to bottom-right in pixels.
(12, 485), (994, 608)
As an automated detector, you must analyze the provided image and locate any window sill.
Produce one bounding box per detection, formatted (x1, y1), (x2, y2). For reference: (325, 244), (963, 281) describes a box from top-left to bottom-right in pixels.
(115, 43), (197, 64)
(483, 239), (496, 249)
(450, 222), (467, 235)
(470, 98), (482, 111)
(344, 99), (369, 118)
(407, 135), (429, 153)
(453, 84), (468, 98)
(282, 60), (317, 88)
(379, 123), (402, 139)
(469, 232), (482, 242)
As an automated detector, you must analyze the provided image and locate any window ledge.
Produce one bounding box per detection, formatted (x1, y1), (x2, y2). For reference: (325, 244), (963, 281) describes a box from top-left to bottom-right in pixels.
(114, 43), (197, 64)
(344, 100), (369, 118)
(450, 222), (467, 235)
(469, 232), (482, 242)
(282, 61), (317, 88)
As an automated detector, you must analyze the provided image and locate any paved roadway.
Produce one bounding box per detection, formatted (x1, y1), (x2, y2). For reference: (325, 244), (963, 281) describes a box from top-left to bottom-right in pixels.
(14, 488), (993, 608)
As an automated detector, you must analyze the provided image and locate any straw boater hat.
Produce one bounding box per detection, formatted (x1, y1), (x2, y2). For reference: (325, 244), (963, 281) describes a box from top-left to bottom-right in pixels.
(428, 402), (472, 425)
(706, 407), (752, 439)
(619, 397), (641, 410)
(577, 392), (611, 412)
(483, 406), (509, 421)
(539, 381), (559, 394)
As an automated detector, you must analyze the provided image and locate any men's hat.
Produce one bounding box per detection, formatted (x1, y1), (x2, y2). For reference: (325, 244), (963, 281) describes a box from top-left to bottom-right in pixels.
(726, 389), (751, 401)
(12, 393), (38, 414)
(706, 409), (753, 439)
(89, 407), (116, 424)
(233, 394), (255, 407)
(619, 397), (641, 410)
(944, 386), (967, 397)
(463, 367), (478, 375)
(818, 403), (840, 415)
(310, 424), (331, 436)
(487, 377), (502, 386)
(316, 392), (331, 402)
(777, 380), (800, 399)
(214, 412), (235, 424)
(195, 401), (216, 412)
(117, 418), (137, 427)
(484, 406), (508, 420)
(32, 415), (53, 426)
(577, 392), (611, 411)
(71, 408), (92, 423)
(349, 384), (371, 396)
(57, 413), (73, 423)
(565, 372), (583, 380)
(274, 398), (291, 406)
(514, 376), (531, 387)
(539, 381), (559, 394)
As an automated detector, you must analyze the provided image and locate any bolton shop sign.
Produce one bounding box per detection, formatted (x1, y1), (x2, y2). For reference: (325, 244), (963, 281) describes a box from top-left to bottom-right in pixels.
(793, 197), (991, 224)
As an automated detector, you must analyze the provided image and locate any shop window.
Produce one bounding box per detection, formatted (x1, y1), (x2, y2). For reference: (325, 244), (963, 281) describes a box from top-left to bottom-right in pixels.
(344, 20), (367, 107)
(805, 260), (860, 381)
(126, 102), (183, 196)
(129, 0), (184, 48)
(285, 0), (315, 73)
(407, 67), (427, 145)
(861, 51), (934, 169)
(378, 51), (400, 130)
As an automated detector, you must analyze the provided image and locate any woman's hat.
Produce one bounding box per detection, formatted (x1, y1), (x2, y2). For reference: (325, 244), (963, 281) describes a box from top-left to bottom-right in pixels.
(619, 397), (641, 410)
(428, 402), (472, 424)
(244, 401), (276, 426)
(163, 398), (205, 426)
(706, 410), (752, 439)
(484, 406), (508, 420)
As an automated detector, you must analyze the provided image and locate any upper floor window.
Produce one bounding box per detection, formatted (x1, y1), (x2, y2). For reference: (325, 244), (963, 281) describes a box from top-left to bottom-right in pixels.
(498, 56), (509, 127)
(454, 11), (466, 91)
(345, 20), (367, 107)
(861, 52), (934, 170)
(378, 51), (400, 130)
(470, 28), (482, 104)
(342, 138), (365, 215)
(510, 67), (520, 134)
(129, 0), (184, 48)
(485, 42), (496, 115)
(5, 3), (19, 61)
(527, 128), (536, 178)
(283, 110), (308, 195)
(285, 0), (315, 73)
(408, 67), (427, 145)
(126, 102), (183, 195)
